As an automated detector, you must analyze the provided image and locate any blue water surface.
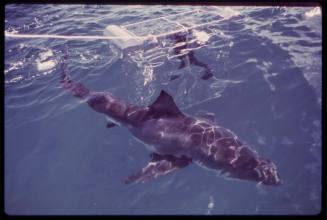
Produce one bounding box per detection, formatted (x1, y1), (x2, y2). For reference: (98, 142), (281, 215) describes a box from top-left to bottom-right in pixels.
(5, 5), (322, 215)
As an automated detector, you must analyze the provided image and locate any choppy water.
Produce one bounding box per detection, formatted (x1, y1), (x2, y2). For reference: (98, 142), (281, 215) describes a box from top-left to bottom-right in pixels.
(5, 5), (322, 215)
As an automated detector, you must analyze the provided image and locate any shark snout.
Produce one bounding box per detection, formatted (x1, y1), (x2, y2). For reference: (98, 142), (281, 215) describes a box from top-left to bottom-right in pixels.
(257, 160), (282, 185)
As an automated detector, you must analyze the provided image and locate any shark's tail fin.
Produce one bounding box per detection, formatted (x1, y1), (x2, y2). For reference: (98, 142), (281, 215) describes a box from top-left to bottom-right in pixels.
(60, 46), (90, 99)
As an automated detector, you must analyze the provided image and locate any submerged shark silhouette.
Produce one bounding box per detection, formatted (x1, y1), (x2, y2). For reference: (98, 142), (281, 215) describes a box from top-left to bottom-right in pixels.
(60, 54), (281, 186)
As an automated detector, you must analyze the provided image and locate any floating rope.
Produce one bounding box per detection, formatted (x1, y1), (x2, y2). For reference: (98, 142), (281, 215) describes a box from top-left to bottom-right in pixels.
(5, 32), (148, 40)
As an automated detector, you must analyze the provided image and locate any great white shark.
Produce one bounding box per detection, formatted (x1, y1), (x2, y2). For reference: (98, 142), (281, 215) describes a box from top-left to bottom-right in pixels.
(60, 52), (281, 185)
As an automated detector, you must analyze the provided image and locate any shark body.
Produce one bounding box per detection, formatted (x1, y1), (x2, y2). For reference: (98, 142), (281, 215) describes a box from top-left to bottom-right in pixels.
(60, 54), (281, 185)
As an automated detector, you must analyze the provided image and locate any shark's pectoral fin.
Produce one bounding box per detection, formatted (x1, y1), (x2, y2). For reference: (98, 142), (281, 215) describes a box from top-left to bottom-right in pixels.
(105, 116), (118, 128)
(124, 153), (191, 184)
(106, 122), (117, 128)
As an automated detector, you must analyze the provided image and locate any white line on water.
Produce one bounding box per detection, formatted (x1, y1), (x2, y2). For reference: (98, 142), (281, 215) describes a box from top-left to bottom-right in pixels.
(5, 32), (148, 40)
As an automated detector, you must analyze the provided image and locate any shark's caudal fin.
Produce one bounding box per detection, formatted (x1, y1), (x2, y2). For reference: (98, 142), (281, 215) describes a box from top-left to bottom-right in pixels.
(147, 90), (184, 119)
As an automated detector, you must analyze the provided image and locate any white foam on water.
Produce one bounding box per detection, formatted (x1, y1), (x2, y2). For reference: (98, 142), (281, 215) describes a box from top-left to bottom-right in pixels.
(80, 51), (100, 61)
(193, 30), (210, 44)
(142, 64), (154, 86)
(305, 7), (321, 18)
(36, 60), (57, 72)
(5, 60), (24, 74)
(5, 29), (18, 34)
(6, 75), (23, 83)
(216, 6), (241, 19)
(38, 49), (54, 61)
(205, 195), (215, 215)
(36, 49), (57, 72)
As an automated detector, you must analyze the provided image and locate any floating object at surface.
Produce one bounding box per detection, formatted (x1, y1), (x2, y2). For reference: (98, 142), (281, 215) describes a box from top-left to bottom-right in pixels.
(105, 10), (214, 50)
(193, 30), (210, 44)
(102, 8), (241, 50)
(5, 7), (241, 79)
(37, 60), (56, 71)
(5, 7), (241, 50)
(103, 25), (145, 50)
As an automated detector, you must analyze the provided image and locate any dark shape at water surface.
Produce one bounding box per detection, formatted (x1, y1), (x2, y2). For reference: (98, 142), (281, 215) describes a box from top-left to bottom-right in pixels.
(60, 52), (281, 186)
(168, 31), (213, 81)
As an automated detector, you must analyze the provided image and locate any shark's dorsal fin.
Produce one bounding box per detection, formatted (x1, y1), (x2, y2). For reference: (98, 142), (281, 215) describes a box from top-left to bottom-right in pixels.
(147, 90), (184, 118)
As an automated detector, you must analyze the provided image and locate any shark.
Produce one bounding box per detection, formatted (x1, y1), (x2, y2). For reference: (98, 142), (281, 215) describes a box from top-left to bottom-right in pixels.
(60, 52), (281, 186)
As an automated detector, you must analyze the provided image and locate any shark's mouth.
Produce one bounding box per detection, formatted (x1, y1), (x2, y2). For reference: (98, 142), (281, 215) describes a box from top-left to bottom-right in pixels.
(255, 159), (282, 185)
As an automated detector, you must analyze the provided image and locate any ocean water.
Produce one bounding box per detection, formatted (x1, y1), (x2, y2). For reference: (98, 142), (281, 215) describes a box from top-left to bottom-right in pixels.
(4, 5), (322, 215)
